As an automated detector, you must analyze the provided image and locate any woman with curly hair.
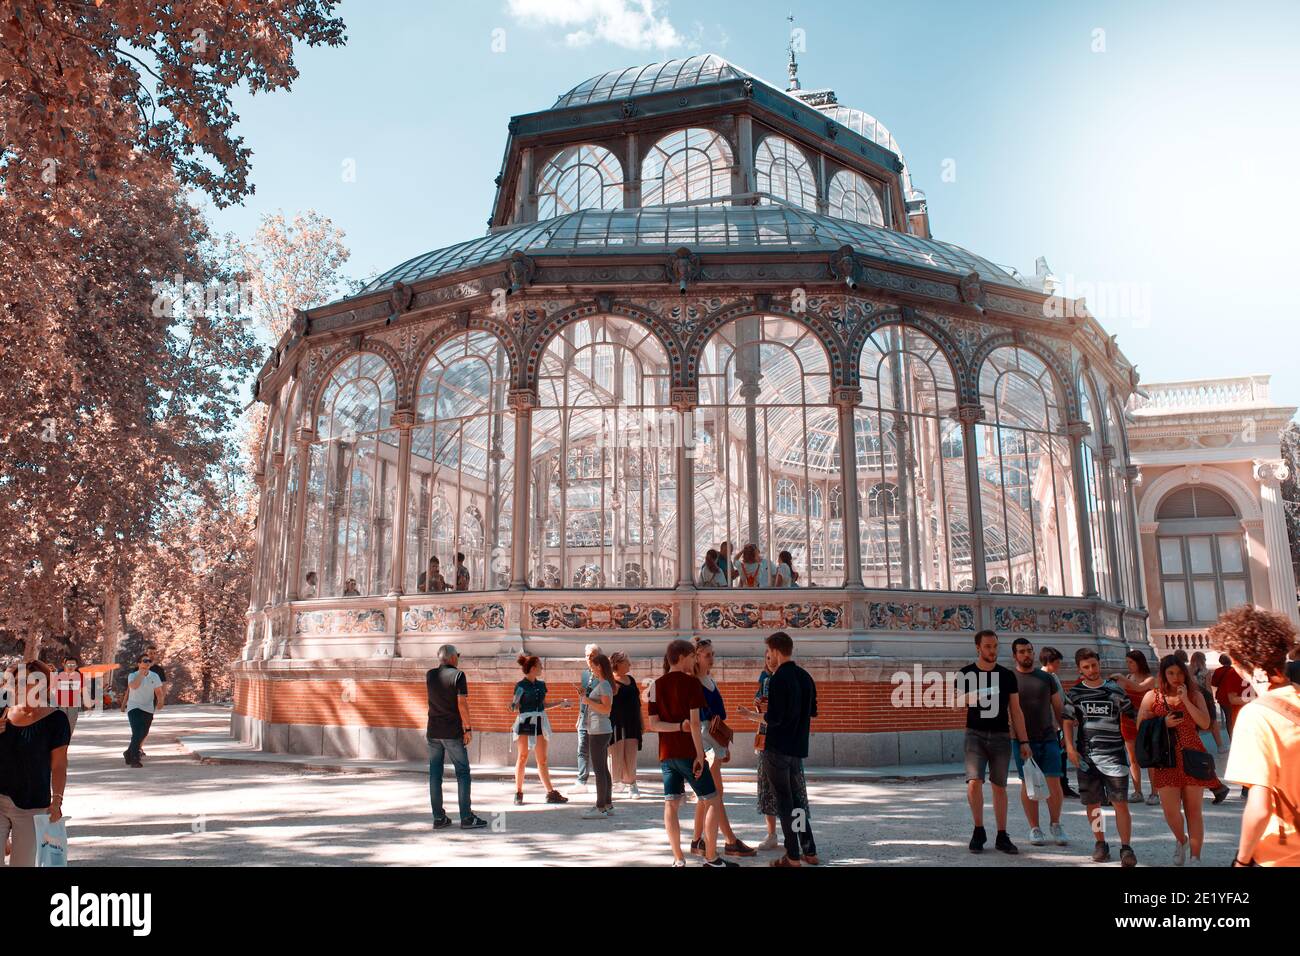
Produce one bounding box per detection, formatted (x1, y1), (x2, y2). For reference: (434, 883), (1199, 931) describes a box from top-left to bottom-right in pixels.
(1216, 606), (1300, 867)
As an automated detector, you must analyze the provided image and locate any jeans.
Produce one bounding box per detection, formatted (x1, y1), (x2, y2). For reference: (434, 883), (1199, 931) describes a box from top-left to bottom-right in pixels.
(428, 737), (472, 822)
(124, 708), (154, 763)
(587, 732), (613, 808)
(576, 724), (590, 784)
(762, 750), (816, 860)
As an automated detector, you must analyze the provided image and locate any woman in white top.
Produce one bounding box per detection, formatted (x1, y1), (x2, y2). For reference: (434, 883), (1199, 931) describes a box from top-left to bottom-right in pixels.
(698, 549), (729, 588)
(773, 550), (798, 588)
(734, 543), (771, 588)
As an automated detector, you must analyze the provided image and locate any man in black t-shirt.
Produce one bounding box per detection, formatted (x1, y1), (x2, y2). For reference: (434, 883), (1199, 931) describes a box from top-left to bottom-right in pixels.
(426, 644), (486, 830)
(955, 630), (1031, 855)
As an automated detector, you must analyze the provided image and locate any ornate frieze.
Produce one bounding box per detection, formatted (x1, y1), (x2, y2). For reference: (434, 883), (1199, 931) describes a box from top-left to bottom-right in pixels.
(402, 603), (506, 632)
(294, 608), (388, 636)
(866, 602), (975, 631)
(1047, 608), (1094, 634)
(528, 602), (672, 630)
(700, 602), (845, 630)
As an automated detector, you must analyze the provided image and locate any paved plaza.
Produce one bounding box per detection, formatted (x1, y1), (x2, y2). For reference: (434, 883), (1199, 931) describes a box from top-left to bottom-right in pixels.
(51, 705), (1246, 867)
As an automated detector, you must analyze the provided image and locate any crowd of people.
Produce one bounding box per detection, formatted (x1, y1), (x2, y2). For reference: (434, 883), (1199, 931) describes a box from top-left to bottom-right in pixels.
(699, 542), (799, 588)
(424, 632), (820, 866)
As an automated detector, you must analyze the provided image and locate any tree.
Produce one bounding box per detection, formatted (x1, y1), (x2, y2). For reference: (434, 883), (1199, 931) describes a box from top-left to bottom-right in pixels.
(242, 210), (353, 342)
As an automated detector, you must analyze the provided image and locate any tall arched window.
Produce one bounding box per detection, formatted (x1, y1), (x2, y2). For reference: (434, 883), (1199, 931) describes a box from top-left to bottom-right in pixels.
(406, 331), (514, 593)
(274, 384), (304, 603)
(641, 128), (734, 206)
(828, 169), (884, 226)
(858, 326), (965, 590)
(1078, 380), (1114, 600)
(776, 478), (800, 515)
(1106, 398), (1141, 607)
(1155, 486), (1251, 625)
(531, 316), (675, 588)
(978, 347), (1079, 596)
(755, 135), (817, 210)
(537, 144), (624, 219)
(300, 354), (400, 598)
(696, 315), (835, 585)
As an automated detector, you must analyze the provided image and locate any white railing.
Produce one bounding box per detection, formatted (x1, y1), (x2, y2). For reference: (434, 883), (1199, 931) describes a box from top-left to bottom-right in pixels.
(1130, 375), (1271, 413)
(1150, 628), (1218, 656)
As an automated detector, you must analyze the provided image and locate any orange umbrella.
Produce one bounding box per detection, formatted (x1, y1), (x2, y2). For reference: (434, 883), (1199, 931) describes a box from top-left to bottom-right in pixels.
(78, 664), (119, 676)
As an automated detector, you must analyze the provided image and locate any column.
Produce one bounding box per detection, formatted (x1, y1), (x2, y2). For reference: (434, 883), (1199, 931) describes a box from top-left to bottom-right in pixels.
(1254, 458), (1300, 627)
(956, 404), (989, 593)
(1124, 465), (1146, 610)
(509, 389), (538, 589)
(836, 388), (864, 587)
(388, 408), (415, 595)
(1067, 419), (1098, 598)
(249, 468), (269, 612)
(288, 428), (314, 600)
(674, 388), (698, 587)
(624, 132), (641, 209)
(516, 147), (536, 223)
(1097, 444), (1123, 603)
(735, 114), (754, 201)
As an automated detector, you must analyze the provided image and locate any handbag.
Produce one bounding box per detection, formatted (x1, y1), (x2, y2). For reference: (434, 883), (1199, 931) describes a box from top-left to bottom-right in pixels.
(709, 715), (735, 749)
(1181, 748), (1217, 781)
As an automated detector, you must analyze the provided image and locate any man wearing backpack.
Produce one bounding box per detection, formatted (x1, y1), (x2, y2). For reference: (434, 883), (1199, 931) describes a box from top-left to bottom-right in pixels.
(1215, 607), (1300, 867)
(1062, 648), (1138, 867)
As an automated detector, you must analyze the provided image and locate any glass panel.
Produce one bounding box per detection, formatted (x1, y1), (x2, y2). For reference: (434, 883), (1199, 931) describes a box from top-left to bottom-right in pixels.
(1222, 578), (1248, 610)
(1192, 579), (1219, 622)
(1163, 582), (1189, 623)
(1158, 538), (1183, 574)
(1217, 535), (1244, 573)
(1187, 536), (1213, 574)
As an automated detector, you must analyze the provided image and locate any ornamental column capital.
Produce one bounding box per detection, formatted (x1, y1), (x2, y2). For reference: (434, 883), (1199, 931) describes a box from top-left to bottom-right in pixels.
(1100, 443), (1116, 462)
(293, 427), (316, 446)
(1125, 464), (1141, 483)
(832, 386), (862, 409)
(953, 403), (985, 426)
(390, 408), (416, 429)
(1253, 458), (1290, 483)
(1065, 419), (1092, 439)
(271, 451), (285, 469)
(670, 386), (698, 411)
(508, 387), (539, 412)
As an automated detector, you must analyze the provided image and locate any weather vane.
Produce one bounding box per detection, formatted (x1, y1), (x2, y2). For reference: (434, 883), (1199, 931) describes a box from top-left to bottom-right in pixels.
(786, 13), (801, 92)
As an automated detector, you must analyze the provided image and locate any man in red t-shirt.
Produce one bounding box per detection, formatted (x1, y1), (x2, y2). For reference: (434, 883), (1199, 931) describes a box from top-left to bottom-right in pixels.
(53, 656), (83, 735)
(1212, 654), (1249, 734)
(647, 640), (735, 868)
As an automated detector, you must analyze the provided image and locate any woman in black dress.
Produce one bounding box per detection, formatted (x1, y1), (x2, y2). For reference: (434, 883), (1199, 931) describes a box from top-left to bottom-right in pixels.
(510, 655), (571, 805)
(608, 651), (643, 798)
(1, 660), (71, 867)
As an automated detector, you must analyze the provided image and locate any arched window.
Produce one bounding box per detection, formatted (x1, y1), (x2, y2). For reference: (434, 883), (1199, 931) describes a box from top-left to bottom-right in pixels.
(641, 127), (734, 206)
(301, 353), (400, 598)
(755, 135), (817, 210)
(828, 169), (884, 226)
(406, 331), (513, 593)
(696, 315), (835, 585)
(809, 486), (823, 519)
(537, 144), (624, 219)
(776, 478), (800, 515)
(858, 326), (965, 590)
(1106, 398), (1142, 608)
(978, 347), (1079, 596)
(531, 315), (674, 588)
(274, 384), (304, 603)
(1078, 380), (1115, 601)
(1155, 486), (1251, 625)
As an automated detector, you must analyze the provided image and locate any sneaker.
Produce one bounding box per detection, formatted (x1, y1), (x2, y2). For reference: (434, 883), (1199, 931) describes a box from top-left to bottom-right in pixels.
(1028, 826), (1047, 846)
(724, 840), (758, 857)
(581, 806), (610, 820)
(1050, 822), (1069, 846)
(670, 858), (686, 868)
(703, 856), (738, 868)
(1062, 784), (1079, 798)
(1145, 793), (1160, 806)
(689, 837), (705, 856)
(612, 783), (627, 796)
(1120, 844), (1137, 868)
(757, 832), (780, 851)
(460, 814), (489, 830)
(969, 826), (988, 853)
(513, 791), (523, 806)
(628, 783), (642, 799)
(1188, 856), (1202, 867)
(1128, 789), (1145, 804)
(432, 816), (453, 830)
(545, 789), (568, 804)
(995, 831), (1019, 855)
(1092, 841), (1111, 863)
(1173, 838), (1186, 867)
(1212, 785), (1230, 805)
(603, 804), (615, 815)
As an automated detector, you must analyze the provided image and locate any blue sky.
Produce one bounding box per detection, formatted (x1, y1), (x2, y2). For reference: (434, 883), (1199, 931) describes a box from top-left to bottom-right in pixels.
(206, 0), (1300, 413)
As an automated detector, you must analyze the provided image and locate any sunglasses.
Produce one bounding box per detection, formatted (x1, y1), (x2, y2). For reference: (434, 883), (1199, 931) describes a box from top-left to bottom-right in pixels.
(141, 659), (152, 664)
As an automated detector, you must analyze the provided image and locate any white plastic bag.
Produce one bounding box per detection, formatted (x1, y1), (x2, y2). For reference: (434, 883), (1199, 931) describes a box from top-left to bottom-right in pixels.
(1022, 756), (1048, 802)
(34, 814), (68, 867)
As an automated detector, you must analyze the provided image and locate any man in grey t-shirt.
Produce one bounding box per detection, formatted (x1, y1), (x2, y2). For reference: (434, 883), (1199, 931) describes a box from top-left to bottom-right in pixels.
(1011, 638), (1066, 847)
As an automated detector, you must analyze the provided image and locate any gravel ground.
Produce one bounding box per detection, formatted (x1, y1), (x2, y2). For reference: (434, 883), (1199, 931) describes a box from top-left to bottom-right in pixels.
(59, 705), (1244, 867)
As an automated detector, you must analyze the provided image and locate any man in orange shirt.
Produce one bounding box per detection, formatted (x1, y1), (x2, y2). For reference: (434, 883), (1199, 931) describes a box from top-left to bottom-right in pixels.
(1216, 607), (1300, 867)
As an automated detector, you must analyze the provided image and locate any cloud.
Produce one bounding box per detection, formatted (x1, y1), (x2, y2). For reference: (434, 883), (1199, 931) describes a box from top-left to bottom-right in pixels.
(507, 0), (684, 51)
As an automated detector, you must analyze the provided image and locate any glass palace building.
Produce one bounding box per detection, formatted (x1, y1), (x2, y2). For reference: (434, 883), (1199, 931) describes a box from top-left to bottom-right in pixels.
(235, 55), (1154, 766)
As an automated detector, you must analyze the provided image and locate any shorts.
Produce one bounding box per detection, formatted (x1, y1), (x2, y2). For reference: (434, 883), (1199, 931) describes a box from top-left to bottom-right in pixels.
(701, 729), (729, 763)
(964, 729), (1012, 787)
(660, 757), (719, 802)
(1014, 737), (1064, 778)
(1077, 764), (1129, 806)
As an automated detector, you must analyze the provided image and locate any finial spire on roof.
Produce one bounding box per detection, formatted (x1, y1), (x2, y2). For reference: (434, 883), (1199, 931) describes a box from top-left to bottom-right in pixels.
(786, 14), (801, 91)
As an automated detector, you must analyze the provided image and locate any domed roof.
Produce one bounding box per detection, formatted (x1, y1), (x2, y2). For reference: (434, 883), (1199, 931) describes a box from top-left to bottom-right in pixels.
(553, 54), (746, 109)
(361, 205), (1024, 293)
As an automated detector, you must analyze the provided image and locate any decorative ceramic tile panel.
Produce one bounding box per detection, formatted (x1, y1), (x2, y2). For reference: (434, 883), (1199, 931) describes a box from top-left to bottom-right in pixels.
(294, 608), (388, 635)
(993, 606), (1040, 633)
(700, 602), (845, 630)
(402, 603), (506, 633)
(527, 603), (672, 630)
(1047, 608), (1094, 634)
(867, 602), (975, 631)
